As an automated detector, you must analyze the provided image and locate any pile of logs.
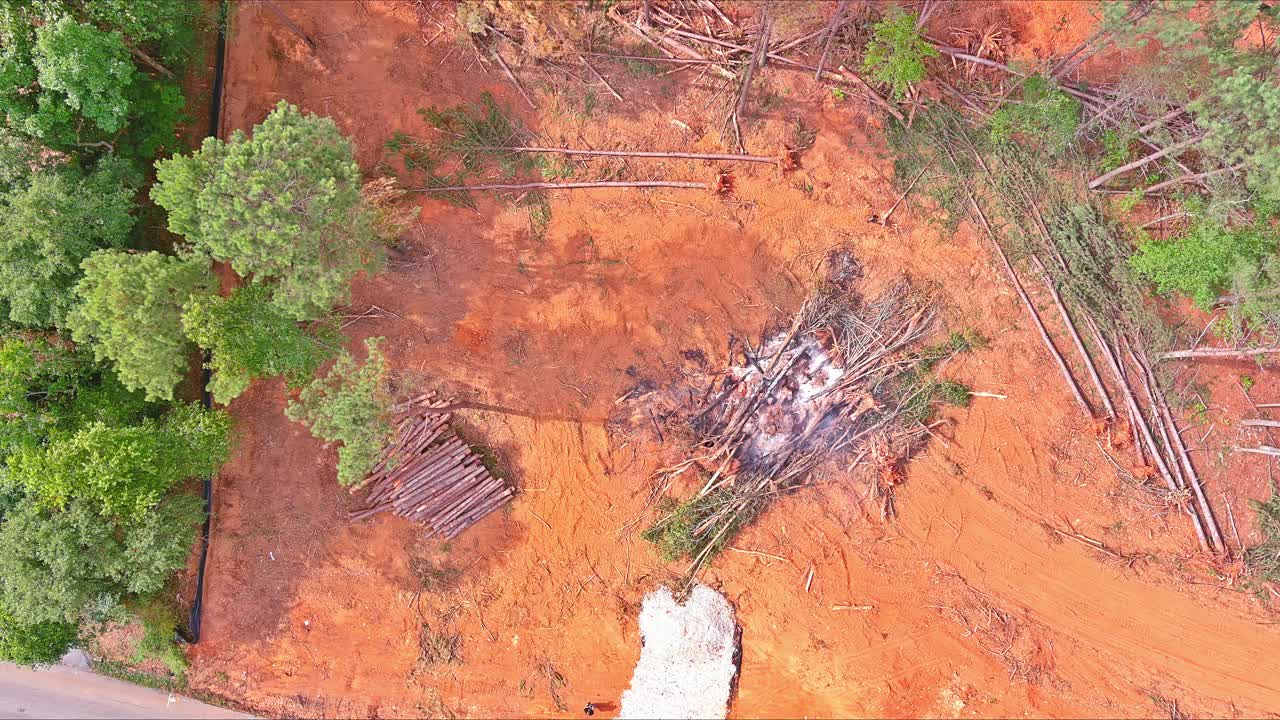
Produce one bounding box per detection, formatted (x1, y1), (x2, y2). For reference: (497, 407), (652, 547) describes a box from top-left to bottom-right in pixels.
(348, 393), (512, 539)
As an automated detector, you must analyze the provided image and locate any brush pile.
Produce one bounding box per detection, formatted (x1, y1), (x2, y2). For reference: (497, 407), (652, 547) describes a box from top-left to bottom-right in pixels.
(348, 393), (512, 539)
(646, 269), (943, 577)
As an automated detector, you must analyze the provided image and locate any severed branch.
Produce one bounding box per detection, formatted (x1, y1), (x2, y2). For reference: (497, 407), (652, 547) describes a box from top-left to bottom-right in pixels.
(125, 41), (173, 78)
(1160, 346), (1280, 361)
(491, 50), (537, 110)
(1142, 163), (1245, 195)
(950, 155), (1094, 417)
(727, 5), (769, 152)
(1128, 342), (1226, 553)
(1236, 445), (1280, 457)
(578, 54), (623, 101)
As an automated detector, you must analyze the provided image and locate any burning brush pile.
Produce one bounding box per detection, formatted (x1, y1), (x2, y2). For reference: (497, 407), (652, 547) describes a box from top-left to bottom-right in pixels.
(641, 262), (977, 577)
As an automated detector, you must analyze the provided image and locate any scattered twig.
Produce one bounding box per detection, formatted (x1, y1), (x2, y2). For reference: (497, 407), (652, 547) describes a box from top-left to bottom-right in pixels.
(873, 160), (933, 225)
(727, 546), (786, 561)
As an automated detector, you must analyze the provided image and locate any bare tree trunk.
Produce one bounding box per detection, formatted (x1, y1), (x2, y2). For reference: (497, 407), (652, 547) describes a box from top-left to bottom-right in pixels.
(1088, 133), (1206, 189)
(1160, 346), (1280, 360)
(262, 0), (317, 51)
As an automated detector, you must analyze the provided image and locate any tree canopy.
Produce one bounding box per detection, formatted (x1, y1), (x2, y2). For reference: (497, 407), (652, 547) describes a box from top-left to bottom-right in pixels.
(153, 100), (386, 321)
(0, 0), (198, 159)
(0, 159), (139, 328)
(182, 283), (339, 404)
(0, 492), (205, 626)
(67, 251), (213, 401)
(7, 404), (230, 520)
(286, 337), (394, 486)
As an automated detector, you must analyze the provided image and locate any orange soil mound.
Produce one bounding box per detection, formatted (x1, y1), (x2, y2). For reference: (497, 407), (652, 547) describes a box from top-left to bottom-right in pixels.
(186, 2), (1280, 718)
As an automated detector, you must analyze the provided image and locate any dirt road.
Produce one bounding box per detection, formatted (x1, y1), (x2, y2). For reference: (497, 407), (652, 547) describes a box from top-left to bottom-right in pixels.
(0, 662), (251, 719)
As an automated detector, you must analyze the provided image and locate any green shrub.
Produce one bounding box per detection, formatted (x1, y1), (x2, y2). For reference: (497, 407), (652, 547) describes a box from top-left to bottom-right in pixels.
(0, 604), (77, 666)
(183, 284), (340, 404)
(641, 490), (754, 563)
(988, 75), (1081, 154)
(68, 251), (214, 401)
(153, 101), (386, 321)
(1130, 220), (1275, 310)
(286, 337), (394, 486)
(862, 10), (938, 100)
(0, 159), (139, 328)
(1245, 486), (1280, 582)
(131, 598), (186, 678)
(1100, 129), (1131, 173)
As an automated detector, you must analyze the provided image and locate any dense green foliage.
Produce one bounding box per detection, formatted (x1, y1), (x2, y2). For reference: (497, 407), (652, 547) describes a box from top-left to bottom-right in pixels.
(153, 101), (385, 321)
(1131, 220), (1277, 311)
(0, 335), (224, 634)
(7, 404), (229, 520)
(67, 251), (213, 401)
(989, 75), (1081, 154)
(1107, 2), (1280, 206)
(33, 18), (136, 134)
(641, 490), (751, 563)
(286, 338), (393, 486)
(182, 284), (340, 404)
(862, 10), (937, 100)
(0, 159), (139, 328)
(0, 604), (77, 665)
(0, 0), (199, 160)
(0, 492), (205, 625)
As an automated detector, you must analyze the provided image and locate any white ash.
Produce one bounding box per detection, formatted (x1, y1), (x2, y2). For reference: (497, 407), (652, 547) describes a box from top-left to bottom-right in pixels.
(618, 585), (739, 720)
(726, 334), (846, 460)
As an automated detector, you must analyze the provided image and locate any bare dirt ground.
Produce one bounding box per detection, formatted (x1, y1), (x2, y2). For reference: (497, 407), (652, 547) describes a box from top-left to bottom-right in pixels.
(186, 2), (1280, 718)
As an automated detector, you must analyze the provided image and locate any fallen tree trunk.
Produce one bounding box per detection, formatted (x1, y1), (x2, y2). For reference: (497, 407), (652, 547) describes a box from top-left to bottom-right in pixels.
(416, 180), (710, 192)
(1087, 133), (1206, 189)
(1160, 346), (1280, 360)
(480, 146), (777, 163)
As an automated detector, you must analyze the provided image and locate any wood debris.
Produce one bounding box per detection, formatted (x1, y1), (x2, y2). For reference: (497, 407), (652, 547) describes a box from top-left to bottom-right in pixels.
(348, 392), (512, 539)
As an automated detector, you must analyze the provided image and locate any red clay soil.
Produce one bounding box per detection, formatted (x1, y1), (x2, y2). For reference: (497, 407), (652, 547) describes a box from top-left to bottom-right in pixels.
(186, 2), (1280, 718)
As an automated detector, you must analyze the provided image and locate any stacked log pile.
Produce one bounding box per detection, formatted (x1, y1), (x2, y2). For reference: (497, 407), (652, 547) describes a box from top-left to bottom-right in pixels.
(348, 393), (512, 539)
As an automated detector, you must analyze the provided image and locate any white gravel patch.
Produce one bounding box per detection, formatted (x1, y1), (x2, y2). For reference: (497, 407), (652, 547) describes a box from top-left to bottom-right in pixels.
(618, 585), (738, 720)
